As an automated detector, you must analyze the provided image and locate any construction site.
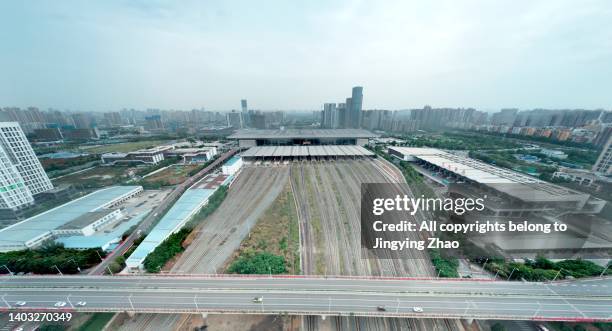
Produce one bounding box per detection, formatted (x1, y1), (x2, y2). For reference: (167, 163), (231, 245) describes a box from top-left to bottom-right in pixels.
(111, 129), (465, 331)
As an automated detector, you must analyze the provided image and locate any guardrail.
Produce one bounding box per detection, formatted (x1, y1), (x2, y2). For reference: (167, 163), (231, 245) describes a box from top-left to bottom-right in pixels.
(1, 307), (609, 322)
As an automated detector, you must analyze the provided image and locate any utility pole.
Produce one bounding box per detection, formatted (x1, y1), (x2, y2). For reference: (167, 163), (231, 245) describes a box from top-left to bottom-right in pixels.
(507, 268), (517, 281)
(53, 265), (63, 276)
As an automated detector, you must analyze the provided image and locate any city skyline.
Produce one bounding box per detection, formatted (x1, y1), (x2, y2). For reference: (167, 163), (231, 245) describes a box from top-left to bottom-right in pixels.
(1, 1), (612, 111)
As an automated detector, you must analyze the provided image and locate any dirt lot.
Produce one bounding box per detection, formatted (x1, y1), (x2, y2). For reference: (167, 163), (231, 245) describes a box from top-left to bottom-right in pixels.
(143, 164), (201, 186)
(52, 165), (134, 188)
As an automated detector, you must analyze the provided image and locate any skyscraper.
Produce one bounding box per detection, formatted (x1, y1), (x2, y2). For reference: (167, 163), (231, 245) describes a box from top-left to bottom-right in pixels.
(321, 103), (338, 129)
(350, 86), (363, 128)
(0, 122), (53, 210)
(227, 110), (244, 128)
(345, 97), (352, 128)
(241, 99), (248, 112)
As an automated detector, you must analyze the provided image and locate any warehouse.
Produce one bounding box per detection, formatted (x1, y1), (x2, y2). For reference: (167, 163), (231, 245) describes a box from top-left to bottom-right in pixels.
(388, 147), (605, 215)
(240, 145), (374, 162)
(228, 129), (377, 148)
(101, 146), (172, 165)
(0, 186), (143, 252)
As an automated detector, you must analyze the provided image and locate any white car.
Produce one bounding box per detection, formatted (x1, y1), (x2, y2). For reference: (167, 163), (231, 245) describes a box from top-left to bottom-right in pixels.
(15, 301), (26, 306)
(412, 306), (423, 313)
(54, 301), (67, 307)
(76, 301), (87, 307)
(252, 297), (263, 303)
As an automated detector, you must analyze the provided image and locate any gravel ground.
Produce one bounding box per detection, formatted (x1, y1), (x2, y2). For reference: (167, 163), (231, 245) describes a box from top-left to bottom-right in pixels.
(291, 159), (464, 331)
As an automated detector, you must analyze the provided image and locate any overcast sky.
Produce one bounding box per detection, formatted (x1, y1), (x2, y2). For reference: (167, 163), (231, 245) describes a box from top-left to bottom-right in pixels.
(1, 0), (611, 111)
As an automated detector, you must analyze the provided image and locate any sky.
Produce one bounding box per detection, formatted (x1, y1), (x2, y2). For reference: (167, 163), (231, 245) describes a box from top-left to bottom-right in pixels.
(1, 0), (611, 111)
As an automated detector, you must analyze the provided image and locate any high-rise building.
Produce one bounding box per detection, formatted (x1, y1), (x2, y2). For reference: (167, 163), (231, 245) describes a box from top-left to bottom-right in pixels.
(350, 86), (363, 128)
(145, 115), (164, 130)
(227, 110), (244, 128)
(321, 103), (339, 129)
(593, 134), (612, 175)
(241, 99), (248, 112)
(0, 122), (53, 210)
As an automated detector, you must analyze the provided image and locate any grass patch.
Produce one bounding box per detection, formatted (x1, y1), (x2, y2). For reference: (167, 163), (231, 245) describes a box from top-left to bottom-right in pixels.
(0, 243), (105, 275)
(80, 140), (169, 154)
(52, 166), (132, 188)
(141, 164), (201, 186)
(228, 182), (301, 274)
(430, 248), (459, 278)
(228, 252), (287, 274)
(479, 256), (611, 281)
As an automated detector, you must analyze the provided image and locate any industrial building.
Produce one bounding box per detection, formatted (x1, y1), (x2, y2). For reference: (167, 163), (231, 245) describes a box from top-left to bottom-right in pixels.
(165, 146), (218, 164)
(101, 146), (172, 165)
(228, 129), (376, 148)
(240, 145), (374, 162)
(0, 186), (143, 252)
(222, 156), (243, 175)
(126, 156), (242, 271)
(0, 122), (54, 211)
(388, 147), (605, 215)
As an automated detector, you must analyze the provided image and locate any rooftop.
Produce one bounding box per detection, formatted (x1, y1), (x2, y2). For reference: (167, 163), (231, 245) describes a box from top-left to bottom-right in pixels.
(126, 187), (216, 265)
(228, 129), (377, 140)
(57, 210), (117, 230)
(390, 147), (588, 202)
(0, 186), (141, 246)
(241, 145), (374, 158)
(224, 156), (241, 166)
(56, 213), (147, 250)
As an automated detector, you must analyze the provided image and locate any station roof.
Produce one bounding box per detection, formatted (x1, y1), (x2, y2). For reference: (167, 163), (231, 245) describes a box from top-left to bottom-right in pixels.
(0, 186), (142, 246)
(228, 129), (377, 140)
(240, 145), (374, 158)
(389, 147), (588, 202)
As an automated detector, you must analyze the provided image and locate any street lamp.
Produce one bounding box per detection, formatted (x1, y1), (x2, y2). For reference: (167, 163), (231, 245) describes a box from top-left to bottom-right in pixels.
(52, 265), (63, 276)
(600, 261), (611, 277)
(1, 264), (13, 276)
(507, 268), (517, 281)
(481, 258), (489, 272)
(552, 268), (563, 282)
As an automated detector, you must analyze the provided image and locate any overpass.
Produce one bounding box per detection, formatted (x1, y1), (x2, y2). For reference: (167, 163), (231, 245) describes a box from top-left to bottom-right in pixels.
(1, 275), (611, 322)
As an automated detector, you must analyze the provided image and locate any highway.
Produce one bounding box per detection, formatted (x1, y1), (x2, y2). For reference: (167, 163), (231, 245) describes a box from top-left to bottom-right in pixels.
(1, 275), (611, 321)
